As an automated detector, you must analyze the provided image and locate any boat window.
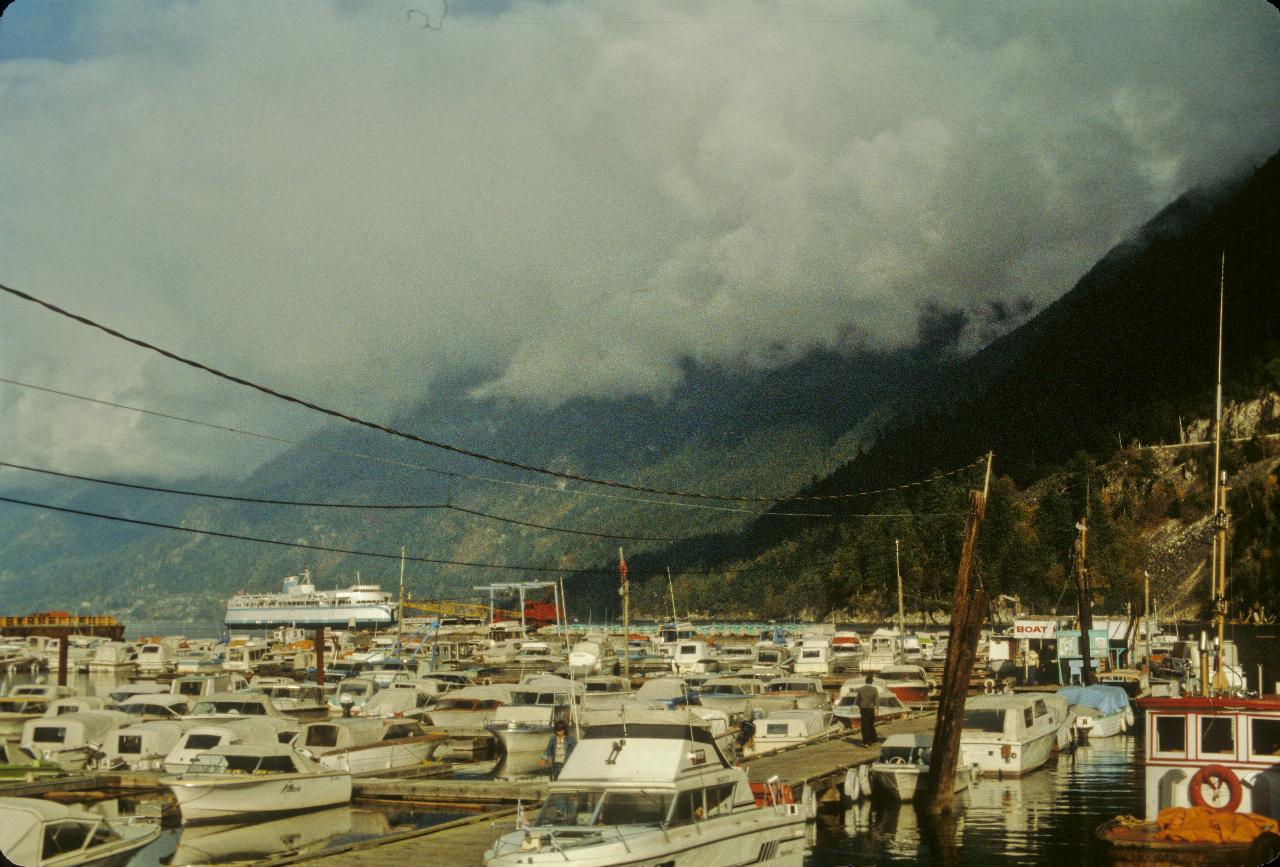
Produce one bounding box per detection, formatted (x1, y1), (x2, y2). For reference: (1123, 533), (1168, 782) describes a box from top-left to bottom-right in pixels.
(679, 645), (699, 654)
(536, 790), (602, 826)
(1251, 719), (1280, 756)
(1154, 716), (1185, 752)
(177, 681), (205, 696)
(1023, 707), (1035, 729)
(188, 753), (231, 774)
(194, 700), (267, 715)
(962, 709), (1006, 734)
(803, 650), (821, 658)
(306, 726), (339, 747)
(1200, 716), (1235, 755)
(31, 726), (66, 743)
(89, 822), (120, 846)
(117, 735), (143, 755)
(1033, 700), (1048, 718)
(879, 746), (917, 763)
(704, 783), (737, 817)
(597, 791), (673, 826)
(837, 697), (856, 707)
(765, 723), (791, 736)
(669, 789), (702, 825)
(42, 820), (94, 858)
(55, 705), (81, 716)
(384, 723), (422, 739)
(878, 697), (902, 709)
(257, 755), (297, 773)
(277, 732), (297, 744)
(184, 734), (223, 750)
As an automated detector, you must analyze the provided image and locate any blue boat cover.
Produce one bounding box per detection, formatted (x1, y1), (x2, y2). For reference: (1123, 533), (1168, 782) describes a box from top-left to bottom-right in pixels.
(1058, 684), (1130, 715)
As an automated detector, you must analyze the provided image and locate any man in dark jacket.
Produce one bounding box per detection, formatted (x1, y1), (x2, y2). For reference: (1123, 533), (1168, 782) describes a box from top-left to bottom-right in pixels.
(856, 675), (880, 746)
(539, 720), (577, 780)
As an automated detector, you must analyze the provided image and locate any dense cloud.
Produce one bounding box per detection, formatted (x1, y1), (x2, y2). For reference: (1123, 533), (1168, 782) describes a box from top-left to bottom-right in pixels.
(2, 0), (1278, 477)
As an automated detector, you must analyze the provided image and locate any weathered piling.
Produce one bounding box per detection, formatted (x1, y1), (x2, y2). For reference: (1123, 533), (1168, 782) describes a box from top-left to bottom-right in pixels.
(924, 453), (991, 818)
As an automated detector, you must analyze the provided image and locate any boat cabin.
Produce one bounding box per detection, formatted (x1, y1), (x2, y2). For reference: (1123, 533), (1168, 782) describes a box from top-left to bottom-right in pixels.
(115, 694), (192, 720)
(1140, 696), (1280, 820)
(99, 719), (197, 771)
(0, 796), (160, 867)
(20, 710), (132, 768)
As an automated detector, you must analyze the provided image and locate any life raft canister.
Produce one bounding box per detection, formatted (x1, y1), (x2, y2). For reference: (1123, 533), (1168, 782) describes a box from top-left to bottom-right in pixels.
(1188, 764), (1244, 813)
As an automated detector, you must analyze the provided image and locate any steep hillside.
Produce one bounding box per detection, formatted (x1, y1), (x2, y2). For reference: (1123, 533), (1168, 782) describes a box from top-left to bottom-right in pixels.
(607, 150), (1280, 623)
(0, 345), (951, 619)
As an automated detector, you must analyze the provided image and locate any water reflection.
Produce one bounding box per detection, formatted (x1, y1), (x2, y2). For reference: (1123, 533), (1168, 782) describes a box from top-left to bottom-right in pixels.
(811, 737), (1142, 865)
(168, 806), (353, 865)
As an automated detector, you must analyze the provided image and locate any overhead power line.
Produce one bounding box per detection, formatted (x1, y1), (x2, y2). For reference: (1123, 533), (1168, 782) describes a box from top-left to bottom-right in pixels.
(0, 376), (833, 518)
(0, 460), (680, 542)
(0, 493), (941, 577)
(0, 282), (984, 502)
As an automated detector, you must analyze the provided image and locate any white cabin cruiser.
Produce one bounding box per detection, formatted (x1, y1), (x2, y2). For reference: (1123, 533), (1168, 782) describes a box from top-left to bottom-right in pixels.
(298, 717), (447, 775)
(0, 796), (160, 866)
(568, 638), (618, 676)
(671, 641), (719, 675)
(1, 686), (78, 741)
(792, 641), (832, 676)
(425, 684), (512, 728)
(98, 719), (200, 771)
(19, 710), (131, 770)
(762, 677), (829, 710)
(163, 717), (299, 773)
(86, 642), (136, 675)
(868, 732), (979, 801)
(745, 709), (842, 757)
(163, 743), (352, 824)
(170, 673), (249, 699)
(959, 693), (1070, 776)
(486, 676), (584, 778)
(858, 630), (903, 675)
(483, 710), (806, 866)
(833, 680), (908, 728)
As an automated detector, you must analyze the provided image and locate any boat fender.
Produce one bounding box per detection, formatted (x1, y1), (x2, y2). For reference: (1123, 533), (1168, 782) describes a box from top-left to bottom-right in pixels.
(1188, 764), (1243, 813)
(844, 767), (861, 801)
(859, 762), (872, 798)
(801, 784), (817, 820)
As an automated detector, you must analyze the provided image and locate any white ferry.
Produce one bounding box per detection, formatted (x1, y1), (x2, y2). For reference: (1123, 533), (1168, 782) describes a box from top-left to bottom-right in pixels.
(225, 570), (396, 629)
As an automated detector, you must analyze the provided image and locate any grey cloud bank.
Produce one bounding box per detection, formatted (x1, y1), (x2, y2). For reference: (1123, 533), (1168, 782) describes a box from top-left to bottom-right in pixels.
(2, 0), (1278, 478)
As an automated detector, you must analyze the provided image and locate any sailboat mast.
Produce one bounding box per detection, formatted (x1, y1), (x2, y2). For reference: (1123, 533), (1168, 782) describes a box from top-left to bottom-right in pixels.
(1211, 253), (1229, 692)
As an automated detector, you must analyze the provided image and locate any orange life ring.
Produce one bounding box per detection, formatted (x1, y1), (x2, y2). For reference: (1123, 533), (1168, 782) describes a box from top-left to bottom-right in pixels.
(1188, 764), (1243, 812)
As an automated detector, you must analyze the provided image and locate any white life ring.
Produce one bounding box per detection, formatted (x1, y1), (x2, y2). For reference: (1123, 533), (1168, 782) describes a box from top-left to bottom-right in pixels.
(983, 678), (996, 694)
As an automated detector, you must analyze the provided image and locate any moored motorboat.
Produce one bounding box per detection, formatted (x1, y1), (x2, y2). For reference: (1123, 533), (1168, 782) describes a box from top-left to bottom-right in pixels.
(1060, 684), (1134, 740)
(482, 709), (807, 865)
(19, 710), (131, 770)
(0, 796), (160, 866)
(298, 717), (447, 776)
(744, 708), (842, 757)
(163, 743), (352, 824)
(868, 732), (979, 802)
(958, 692), (1070, 776)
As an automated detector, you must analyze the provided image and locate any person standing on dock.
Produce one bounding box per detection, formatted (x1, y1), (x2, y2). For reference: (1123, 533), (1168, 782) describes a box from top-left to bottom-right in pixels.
(540, 721), (577, 780)
(856, 675), (879, 746)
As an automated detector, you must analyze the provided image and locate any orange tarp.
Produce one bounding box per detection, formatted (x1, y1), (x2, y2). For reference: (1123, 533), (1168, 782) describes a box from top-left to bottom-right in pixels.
(1157, 807), (1279, 845)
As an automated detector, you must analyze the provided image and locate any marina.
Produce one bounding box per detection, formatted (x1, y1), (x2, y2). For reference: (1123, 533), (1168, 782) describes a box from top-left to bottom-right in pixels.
(3, 5), (1280, 864)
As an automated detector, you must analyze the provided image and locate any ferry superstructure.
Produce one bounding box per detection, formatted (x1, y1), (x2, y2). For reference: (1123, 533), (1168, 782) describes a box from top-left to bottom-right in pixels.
(224, 571), (396, 629)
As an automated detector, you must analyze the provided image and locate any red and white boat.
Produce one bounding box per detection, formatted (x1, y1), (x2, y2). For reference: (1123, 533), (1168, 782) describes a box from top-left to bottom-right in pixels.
(877, 664), (932, 704)
(1137, 694), (1280, 818)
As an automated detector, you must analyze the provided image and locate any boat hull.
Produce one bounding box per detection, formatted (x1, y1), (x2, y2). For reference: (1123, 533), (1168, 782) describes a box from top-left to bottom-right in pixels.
(960, 730), (1056, 777)
(485, 807), (807, 865)
(225, 605), (394, 629)
(165, 771), (352, 824)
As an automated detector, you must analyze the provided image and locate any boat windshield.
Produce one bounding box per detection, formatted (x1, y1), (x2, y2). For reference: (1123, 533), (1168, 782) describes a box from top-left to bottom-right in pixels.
(880, 745), (931, 765)
(537, 790), (604, 826)
(962, 708), (1006, 734)
(192, 700), (267, 715)
(187, 753), (299, 774)
(512, 691), (568, 706)
(703, 684), (746, 696)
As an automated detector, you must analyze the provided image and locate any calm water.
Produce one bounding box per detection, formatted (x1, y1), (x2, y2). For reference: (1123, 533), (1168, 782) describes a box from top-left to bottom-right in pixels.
(809, 735), (1141, 866)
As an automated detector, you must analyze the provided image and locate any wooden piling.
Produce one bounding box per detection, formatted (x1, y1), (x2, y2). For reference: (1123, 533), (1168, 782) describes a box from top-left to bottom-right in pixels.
(924, 453), (991, 819)
(315, 625), (326, 686)
(57, 634), (69, 687)
(1075, 518), (1094, 684)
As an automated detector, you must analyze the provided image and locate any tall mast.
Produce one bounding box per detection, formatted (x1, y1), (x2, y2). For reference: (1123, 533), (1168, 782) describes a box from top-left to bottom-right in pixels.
(1211, 253), (1230, 694)
(895, 539), (905, 637)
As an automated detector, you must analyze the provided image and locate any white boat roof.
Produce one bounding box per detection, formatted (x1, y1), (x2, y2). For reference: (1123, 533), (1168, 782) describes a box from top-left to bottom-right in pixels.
(0, 797), (113, 861)
(438, 684), (512, 702)
(882, 732), (934, 748)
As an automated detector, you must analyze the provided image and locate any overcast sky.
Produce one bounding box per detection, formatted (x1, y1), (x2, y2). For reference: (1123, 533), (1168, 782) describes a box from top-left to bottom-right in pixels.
(2, 0), (1278, 480)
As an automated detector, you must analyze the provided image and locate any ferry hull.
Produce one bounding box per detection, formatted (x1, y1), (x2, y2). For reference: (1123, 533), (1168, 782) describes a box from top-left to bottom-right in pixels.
(224, 605), (395, 629)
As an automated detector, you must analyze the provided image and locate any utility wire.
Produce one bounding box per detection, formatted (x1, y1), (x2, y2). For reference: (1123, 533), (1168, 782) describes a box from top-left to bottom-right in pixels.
(0, 376), (831, 518)
(0, 460), (680, 542)
(0, 282), (983, 502)
(0, 493), (938, 577)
